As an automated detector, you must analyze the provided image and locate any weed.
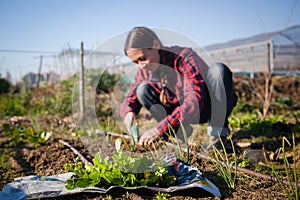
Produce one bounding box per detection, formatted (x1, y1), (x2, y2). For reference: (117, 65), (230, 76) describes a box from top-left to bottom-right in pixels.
(292, 110), (300, 123)
(155, 191), (171, 200)
(237, 157), (252, 168)
(121, 191), (130, 199)
(0, 134), (18, 191)
(254, 164), (273, 174)
(104, 194), (113, 200)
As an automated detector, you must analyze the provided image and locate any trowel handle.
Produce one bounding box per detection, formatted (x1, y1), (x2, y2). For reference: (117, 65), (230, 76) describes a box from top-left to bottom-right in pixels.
(131, 120), (140, 143)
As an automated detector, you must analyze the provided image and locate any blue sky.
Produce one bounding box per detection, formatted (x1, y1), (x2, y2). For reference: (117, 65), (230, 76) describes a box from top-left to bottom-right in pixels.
(0, 0), (299, 82)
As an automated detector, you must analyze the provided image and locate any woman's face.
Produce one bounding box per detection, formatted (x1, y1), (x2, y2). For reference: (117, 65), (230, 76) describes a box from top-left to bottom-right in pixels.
(126, 48), (160, 72)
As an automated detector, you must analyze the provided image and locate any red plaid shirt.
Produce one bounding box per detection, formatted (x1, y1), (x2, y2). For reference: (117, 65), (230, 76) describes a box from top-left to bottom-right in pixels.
(120, 46), (209, 138)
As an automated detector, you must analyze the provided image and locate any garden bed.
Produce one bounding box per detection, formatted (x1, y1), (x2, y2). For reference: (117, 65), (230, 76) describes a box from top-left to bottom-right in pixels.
(0, 74), (300, 199)
(0, 117), (297, 199)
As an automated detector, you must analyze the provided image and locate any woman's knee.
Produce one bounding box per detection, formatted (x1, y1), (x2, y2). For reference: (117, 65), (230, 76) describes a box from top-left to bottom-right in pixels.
(208, 63), (231, 79)
(136, 81), (160, 106)
(136, 81), (150, 103)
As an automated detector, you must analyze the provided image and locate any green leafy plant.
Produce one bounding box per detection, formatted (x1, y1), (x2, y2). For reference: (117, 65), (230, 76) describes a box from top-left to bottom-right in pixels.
(64, 150), (176, 190)
(228, 113), (259, 129)
(229, 113), (286, 130)
(229, 113), (289, 140)
(3, 124), (52, 145)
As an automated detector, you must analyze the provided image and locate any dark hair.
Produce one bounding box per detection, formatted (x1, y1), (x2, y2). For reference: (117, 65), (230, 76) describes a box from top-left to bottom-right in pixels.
(124, 26), (163, 55)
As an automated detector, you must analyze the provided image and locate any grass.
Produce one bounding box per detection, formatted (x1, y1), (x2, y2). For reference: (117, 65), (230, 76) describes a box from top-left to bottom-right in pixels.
(162, 122), (191, 163)
(267, 135), (299, 200)
(201, 135), (238, 190)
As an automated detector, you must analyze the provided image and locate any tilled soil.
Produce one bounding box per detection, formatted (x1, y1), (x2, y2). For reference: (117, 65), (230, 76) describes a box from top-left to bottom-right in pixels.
(0, 130), (291, 200)
(1, 75), (299, 199)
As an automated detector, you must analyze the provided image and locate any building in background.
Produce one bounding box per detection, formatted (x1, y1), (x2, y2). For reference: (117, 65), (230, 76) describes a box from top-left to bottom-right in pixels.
(23, 71), (60, 90)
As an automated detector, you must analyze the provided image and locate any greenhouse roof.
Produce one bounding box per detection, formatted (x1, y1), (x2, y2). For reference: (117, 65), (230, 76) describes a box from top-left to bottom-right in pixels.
(205, 24), (300, 51)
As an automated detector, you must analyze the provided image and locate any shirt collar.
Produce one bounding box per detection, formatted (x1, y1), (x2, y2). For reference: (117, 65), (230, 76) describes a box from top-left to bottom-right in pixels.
(159, 47), (175, 68)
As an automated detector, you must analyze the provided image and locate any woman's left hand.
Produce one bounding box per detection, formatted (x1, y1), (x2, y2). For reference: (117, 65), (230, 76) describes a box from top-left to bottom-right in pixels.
(138, 127), (160, 146)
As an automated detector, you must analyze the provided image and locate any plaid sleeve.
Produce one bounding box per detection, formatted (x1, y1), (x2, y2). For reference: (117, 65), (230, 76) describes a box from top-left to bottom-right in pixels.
(155, 48), (207, 137)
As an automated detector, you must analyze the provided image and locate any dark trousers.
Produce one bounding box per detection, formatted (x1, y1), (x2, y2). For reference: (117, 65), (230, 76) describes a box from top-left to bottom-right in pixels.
(136, 63), (237, 136)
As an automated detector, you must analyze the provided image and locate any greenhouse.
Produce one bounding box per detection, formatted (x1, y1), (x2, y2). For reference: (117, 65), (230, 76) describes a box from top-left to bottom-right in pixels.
(202, 25), (300, 76)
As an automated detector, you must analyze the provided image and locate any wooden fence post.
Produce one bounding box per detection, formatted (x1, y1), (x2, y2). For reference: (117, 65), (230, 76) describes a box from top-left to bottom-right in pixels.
(79, 42), (85, 120)
(36, 55), (43, 88)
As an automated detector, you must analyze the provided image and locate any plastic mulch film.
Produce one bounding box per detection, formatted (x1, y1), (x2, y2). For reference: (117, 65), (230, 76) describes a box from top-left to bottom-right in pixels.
(0, 155), (221, 199)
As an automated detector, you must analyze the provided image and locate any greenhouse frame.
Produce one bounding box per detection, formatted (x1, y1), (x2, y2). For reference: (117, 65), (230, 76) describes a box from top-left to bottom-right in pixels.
(202, 25), (300, 76)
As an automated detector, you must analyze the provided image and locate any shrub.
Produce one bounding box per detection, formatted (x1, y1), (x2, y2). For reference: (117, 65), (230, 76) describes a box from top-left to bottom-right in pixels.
(0, 95), (26, 118)
(0, 78), (11, 94)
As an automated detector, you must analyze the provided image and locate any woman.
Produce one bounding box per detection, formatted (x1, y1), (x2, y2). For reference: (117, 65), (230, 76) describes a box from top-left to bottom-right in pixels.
(119, 26), (237, 149)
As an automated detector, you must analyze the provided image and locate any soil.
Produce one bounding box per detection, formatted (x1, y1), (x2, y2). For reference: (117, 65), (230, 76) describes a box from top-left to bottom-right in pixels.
(1, 75), (300, 199)
(0, 119), (295, 200)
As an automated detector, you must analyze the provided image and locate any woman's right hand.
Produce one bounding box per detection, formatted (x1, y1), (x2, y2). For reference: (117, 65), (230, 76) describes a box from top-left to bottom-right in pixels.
(124, 112), (135, 135)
